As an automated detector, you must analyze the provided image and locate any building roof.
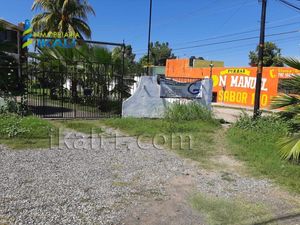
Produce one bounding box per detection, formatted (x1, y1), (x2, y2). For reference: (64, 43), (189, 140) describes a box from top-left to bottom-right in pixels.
(0, 19), (23, 32)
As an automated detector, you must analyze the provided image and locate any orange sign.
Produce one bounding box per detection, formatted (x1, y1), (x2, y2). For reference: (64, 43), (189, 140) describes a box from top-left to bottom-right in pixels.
(165, 59), (289, 109)
(210, 67), (278, 108)
(277, 68), (300, 79)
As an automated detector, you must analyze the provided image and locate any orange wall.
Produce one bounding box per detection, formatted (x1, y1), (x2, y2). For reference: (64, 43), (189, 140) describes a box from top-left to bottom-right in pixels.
(166, 59), (300, 109)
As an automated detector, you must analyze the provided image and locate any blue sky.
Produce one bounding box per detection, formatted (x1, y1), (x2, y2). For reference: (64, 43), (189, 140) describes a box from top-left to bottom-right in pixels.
(1, 0), (300, 66)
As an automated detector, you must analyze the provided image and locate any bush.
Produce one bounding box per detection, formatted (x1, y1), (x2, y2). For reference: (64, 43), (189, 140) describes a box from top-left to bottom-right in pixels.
(165, 102), (216, 122)
(0, 114), (29, 138)
(233, 113), (290, 135)
(0, 114), (56, 138)
(0, 96), (21, 114)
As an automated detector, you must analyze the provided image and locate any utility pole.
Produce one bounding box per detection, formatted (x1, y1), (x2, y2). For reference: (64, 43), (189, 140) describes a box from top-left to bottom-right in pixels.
(254, 0), (267, 118)
(147, 0), (153, 76)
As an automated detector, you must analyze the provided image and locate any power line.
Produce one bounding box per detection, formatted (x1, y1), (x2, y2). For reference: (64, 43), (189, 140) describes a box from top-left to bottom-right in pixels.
(214, 0), (249, 33)
(174, 35), (300, 56)
(129, 0), (257, 46)
(278, 0), (300, 11)
(135, 0), (300, 55)
(173, 21), (300, 47)
(134, 20), (300, 53)
(135, 31), (300, 56)
(172, 29), (300, 51)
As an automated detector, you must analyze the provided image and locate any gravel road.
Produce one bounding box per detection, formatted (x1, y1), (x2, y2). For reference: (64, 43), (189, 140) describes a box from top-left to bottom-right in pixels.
(0, 129), (187, 225)
(0, 128), (299, 225)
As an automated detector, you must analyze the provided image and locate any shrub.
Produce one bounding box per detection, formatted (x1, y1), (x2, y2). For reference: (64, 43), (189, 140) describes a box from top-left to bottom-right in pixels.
(0, 114), (29, 138)
(0, 96), (21, 114)
(233, 113), (290, 135)
(165, 102), (216, 122)
(0, 114), (56, 138)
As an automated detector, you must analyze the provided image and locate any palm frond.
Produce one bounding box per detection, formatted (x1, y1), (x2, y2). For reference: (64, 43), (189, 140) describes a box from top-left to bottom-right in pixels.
(280, 74), (300, 93)
(279, 133), (300, 162)
(32, 0), (54, 11)
(283, 57), (300, 70)
(71, 18), (91, 38)
(272, 94), (300, 109)
(273, 57), (300, 163)
(31, 0), (94, 39)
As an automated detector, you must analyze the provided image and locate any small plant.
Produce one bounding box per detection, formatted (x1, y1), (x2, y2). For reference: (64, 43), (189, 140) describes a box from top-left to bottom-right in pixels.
(0, 96), (21, 114)
(164, 102), (216, 122)
(4, 121), (30, 138)
(0, 114), (28, 138)
(0, 114), (56, 139)
(233, 113), (290, 134)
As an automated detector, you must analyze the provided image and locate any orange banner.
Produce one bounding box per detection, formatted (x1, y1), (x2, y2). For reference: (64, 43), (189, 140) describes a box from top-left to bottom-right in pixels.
(210, 67), (278, 108)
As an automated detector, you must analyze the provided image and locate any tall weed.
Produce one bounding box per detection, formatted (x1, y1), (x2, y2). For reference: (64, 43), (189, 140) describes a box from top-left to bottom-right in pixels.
(165, 102), (216, 123)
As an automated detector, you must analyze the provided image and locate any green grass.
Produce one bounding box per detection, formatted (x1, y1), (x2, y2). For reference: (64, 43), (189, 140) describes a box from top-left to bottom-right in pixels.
(227, 115), (300, 194)
(102, 117), (220, 164)
(164, 102), (216, 122)
(189, 193), (272, 225)
(0, 114), (58, 149)
(53, 120), (103, 134)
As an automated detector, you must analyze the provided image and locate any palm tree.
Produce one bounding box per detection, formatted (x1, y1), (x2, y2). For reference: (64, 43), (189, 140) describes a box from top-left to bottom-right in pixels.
(272, 57), (300, 162)
(31, 0), (95, 39)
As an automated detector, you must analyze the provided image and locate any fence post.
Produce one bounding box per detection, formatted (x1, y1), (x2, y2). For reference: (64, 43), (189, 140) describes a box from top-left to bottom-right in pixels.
(121, 42), (125, 101)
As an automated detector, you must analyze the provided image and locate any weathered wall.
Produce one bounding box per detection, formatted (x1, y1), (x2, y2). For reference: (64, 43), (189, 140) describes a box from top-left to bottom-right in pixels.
(122, 76), (169, 118)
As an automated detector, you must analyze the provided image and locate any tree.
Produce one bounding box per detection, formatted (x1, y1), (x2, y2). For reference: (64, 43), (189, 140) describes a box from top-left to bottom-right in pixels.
(139, 41), (176, 67)
(112, 45), (135, 64)
(0, 21), (21, 95)
(31, 0), (95, 39)
(111, 45), (139, 97)
(249, 42), (283, 67)
(112, 45), (142, 77)
(0, 52), (20, 95)
(272, 57), (300, 162)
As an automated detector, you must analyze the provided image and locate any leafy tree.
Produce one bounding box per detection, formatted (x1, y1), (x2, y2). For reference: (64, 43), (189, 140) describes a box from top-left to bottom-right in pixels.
(31, 0), (95, 39)
(272, 57), (300, 162)
(112, 45), (142, 77)
(0, 52), (20, 95)
(139, 41), (176, 67)
(112, 45), (135, 64)
(249, 42), (283, 67)
(111, 45), (138, 97)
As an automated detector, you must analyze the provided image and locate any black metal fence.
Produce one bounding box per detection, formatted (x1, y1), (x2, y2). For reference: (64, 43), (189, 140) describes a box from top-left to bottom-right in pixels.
(163, 76), (203, 83)
(24, 57), (124, 118)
